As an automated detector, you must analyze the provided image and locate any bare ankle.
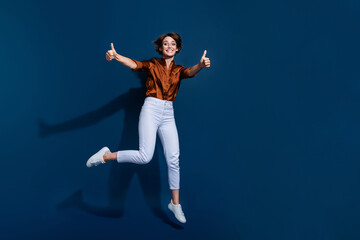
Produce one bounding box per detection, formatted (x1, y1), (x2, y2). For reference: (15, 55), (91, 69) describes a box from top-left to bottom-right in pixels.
(103, 152), (111, 162)
(103, 152), (117, 162)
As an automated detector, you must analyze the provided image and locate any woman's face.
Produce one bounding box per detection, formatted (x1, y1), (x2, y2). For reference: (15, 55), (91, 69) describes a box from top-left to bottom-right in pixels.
(160, 36), (178, 58)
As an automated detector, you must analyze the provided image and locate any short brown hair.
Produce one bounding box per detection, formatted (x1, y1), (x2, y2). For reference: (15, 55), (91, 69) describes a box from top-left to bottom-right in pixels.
(152, 32), (183, 55)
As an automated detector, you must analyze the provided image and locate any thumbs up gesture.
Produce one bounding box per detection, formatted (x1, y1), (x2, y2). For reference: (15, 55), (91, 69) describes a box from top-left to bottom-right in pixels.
(200, 50), (210, 68)
(106, 43), (117, 61)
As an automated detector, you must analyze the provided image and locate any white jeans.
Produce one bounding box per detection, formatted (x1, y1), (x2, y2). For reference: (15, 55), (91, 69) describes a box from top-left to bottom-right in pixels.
(116, 97), (180, 190)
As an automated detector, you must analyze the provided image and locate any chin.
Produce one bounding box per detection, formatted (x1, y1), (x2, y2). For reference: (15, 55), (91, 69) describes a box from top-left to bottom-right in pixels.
(162, 51), (176, 57)
(163, 54), (175, 58)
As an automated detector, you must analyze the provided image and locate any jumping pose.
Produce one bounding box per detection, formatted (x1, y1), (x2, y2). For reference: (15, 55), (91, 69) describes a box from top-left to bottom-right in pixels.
(86, 32), (210, 224)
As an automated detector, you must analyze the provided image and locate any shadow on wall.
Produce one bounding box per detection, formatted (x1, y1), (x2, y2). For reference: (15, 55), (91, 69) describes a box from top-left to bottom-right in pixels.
(38, 72), (183, 229)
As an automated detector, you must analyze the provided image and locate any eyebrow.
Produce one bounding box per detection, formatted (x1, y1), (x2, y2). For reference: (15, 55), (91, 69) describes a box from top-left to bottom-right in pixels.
(163, 41), (176, 43)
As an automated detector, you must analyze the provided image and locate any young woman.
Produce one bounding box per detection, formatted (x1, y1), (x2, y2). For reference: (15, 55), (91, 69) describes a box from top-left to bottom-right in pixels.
(86, 32), (210, 224)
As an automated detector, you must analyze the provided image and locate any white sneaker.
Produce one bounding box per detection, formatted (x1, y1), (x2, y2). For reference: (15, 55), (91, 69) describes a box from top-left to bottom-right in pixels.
(86, 147), (110, 167)
(168, 199), (186, 223)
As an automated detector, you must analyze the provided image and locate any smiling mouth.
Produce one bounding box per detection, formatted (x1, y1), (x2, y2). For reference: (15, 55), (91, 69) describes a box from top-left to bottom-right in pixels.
(165, 49), (174, 53)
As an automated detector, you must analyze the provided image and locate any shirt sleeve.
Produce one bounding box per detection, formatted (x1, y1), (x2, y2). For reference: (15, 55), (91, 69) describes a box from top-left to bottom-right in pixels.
(131, 59), (153, 72)
(179, 66), (197, 80)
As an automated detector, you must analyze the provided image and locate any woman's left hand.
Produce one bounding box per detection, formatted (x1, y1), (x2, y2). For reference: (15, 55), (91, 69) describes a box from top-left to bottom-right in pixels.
(200, 50), (211, 68)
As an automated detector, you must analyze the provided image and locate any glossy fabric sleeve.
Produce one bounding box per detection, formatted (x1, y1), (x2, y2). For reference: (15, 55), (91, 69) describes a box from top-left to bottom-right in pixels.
(131, 59), (152, 72)
(179, 66), (197, 80)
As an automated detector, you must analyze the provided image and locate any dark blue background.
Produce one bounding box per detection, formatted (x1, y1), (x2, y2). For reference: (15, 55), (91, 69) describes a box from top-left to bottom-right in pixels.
(1, 0), (360, 239)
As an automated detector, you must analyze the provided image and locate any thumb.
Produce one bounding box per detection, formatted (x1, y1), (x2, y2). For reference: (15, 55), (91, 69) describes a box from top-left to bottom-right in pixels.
(202, 50), (207, 58)
(111, 43), (115, 51)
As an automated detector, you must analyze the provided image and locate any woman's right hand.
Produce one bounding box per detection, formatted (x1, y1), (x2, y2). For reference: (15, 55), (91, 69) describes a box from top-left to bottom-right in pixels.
(106, 43), (117, 61)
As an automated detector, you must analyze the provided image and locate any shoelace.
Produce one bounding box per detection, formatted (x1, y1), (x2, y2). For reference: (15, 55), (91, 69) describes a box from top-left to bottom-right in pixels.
(177, 206), (185, 216)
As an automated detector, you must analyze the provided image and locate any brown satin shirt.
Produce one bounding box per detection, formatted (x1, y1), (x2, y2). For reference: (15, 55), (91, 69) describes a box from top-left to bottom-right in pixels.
(131, 57), (196, 101)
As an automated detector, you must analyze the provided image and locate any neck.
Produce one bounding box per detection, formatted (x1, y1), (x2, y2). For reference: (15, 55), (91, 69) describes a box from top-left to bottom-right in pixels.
(162, 56), (174, 63)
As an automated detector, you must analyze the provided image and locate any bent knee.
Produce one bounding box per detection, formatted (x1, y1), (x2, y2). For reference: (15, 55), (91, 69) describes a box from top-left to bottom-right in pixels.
(139, 152), (153, 164)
